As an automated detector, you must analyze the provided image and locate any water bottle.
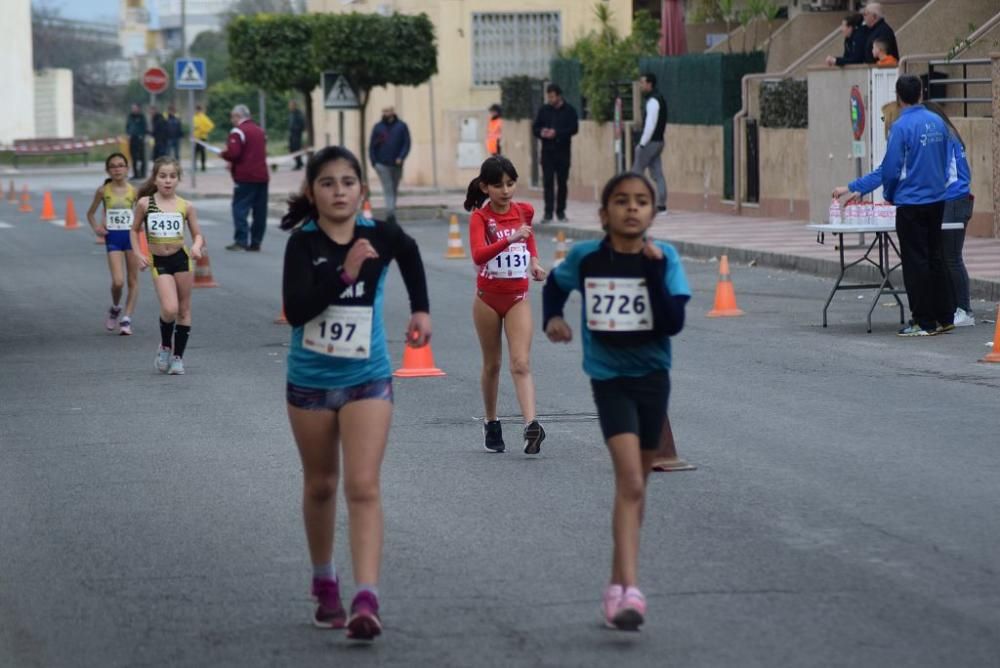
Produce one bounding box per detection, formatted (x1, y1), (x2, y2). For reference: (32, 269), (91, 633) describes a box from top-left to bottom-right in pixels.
(829, 199), (843, 225)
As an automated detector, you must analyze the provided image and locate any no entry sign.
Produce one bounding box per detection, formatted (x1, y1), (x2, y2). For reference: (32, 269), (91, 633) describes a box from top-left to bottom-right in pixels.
(142, 67), (169, 95)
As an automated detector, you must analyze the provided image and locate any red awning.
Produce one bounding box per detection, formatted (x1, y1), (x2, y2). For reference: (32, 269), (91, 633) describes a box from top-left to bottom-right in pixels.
(660, 0), (688, 56)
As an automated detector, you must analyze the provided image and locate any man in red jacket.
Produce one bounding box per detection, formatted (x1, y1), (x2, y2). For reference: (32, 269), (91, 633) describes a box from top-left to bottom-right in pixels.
(221, 104), (269, 251)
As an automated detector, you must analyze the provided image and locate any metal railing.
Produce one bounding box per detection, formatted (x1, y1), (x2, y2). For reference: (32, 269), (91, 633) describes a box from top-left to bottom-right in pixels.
(926, 58), (992, 116)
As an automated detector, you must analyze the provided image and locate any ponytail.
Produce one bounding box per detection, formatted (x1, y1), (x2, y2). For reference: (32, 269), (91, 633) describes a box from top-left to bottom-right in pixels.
(137, 156), (182, 200)
(280, 146), (365, 230)
(103, 178), (112, 185)
(464, 178), (487, 211)
(136, 173), (158, 200)
(281, 190), (317, 230)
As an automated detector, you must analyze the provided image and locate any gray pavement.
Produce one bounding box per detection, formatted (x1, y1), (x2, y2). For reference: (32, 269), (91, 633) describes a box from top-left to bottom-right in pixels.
(1, 180), (999, 667)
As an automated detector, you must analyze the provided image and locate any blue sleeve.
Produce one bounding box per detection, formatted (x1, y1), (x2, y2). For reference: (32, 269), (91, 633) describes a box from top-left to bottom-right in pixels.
(849, 165), (883, 195)
(398, 124), (411, 162)
(954, 139), (971, 191)
(880, 124), (906, 203)
(542, 245), (584, 330)
(661, 244), (691, 298)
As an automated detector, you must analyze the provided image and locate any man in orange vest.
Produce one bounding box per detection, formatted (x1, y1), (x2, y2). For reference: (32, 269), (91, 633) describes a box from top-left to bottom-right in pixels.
(486, 104), (502, 156)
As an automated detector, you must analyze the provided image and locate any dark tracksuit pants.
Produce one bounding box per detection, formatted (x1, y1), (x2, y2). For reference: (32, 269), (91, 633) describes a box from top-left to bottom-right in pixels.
(895, 202), (954, 330)
(542, 149), (570, 219)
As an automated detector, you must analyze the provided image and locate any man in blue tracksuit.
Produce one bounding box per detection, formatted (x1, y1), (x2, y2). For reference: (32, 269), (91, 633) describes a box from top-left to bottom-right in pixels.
(836, 75), (952, 336)
(369, 106), (411, 225)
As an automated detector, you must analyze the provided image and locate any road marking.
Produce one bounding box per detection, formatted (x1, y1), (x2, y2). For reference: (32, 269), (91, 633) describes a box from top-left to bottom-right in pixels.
(0, 222), (13, 228)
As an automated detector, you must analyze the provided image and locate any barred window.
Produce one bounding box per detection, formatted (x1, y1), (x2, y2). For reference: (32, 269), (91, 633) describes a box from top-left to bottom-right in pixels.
(472, 12), (562, 87)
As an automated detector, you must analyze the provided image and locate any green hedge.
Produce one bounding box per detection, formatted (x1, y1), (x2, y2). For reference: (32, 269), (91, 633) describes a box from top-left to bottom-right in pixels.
(549, 58), (584, 118)
(760, 79), (808, 129)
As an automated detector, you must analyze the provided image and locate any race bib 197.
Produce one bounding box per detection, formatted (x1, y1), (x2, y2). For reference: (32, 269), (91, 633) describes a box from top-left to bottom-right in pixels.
(147, 212), (184, 240)
(485, 242), (529, 279)
(584, 278), (653, 332)
(302, 305), (373, 359)
(105, 208), (134, 231)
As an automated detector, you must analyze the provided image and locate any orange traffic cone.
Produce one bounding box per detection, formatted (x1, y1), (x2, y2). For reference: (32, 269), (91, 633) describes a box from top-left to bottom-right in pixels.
(63, 196), (79, 230)
(7, 180), (16, 204)
(552, 230), (568, 266)
(193, 251), (218, 288)
(274, 305), (288, 324)
(445, 214), (466, 259)
(706, 255), (745, 317)
(39, 191), (57, 221)
(981, 305), (1000, 363)
(362, 200), (373, 221)
(393, 338), (446, 378)
(18, 186), (32, 213)
(138, 231), (150, 258)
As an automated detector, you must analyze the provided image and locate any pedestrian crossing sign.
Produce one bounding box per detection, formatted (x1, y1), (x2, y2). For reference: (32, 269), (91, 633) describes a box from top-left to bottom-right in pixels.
(174, 58), (207, 90)
(323, 71), (360, 110)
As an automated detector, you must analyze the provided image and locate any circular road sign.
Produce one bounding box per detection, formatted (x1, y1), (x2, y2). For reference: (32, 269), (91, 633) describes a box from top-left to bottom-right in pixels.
(142, 67), (169, 95)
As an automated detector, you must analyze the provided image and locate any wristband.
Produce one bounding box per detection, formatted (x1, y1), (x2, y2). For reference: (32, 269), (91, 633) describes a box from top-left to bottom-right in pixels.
(338, 267), (356, 285)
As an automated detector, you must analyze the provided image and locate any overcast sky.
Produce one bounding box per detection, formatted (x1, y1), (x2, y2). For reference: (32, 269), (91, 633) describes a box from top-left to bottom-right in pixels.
(34, 0), (121, 24)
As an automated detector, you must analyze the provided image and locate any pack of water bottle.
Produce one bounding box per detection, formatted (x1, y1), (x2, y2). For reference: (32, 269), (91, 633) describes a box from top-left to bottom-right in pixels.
(829, 200), (896, 227)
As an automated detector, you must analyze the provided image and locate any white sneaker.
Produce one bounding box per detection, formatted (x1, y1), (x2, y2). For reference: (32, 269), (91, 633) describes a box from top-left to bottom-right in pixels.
(155, 346), (171, 373)
(954, 308), (975, 327)
(167, 356), (185, 375)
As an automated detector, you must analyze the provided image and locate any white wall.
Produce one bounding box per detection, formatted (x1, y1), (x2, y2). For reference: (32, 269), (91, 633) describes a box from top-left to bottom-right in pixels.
(34, 70), (75, 139)
(0, 0), (35, 143)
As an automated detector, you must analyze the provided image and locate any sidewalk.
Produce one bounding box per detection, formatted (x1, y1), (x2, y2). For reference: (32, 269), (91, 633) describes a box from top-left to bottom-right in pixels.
(390, 189), (1000, 303)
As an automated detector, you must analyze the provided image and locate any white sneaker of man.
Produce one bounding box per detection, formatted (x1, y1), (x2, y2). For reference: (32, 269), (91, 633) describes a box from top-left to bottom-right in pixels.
(953, 308), (976, 327)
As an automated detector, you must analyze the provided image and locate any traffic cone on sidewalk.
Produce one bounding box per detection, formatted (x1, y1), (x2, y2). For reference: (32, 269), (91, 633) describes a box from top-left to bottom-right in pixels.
(7, 181), (16, 204)
(444, 214), (466, 259)
(274, 305), (288, 324)
(552, 230), (568, 266)
(706, 255), (745, 317)
(193, 251), (218, 288)
(18, 186), (32, 213)
(362, 200), (373, 220)
(63, 197), (79, 230)
(393, 337), (446, 378)
(980, 306), (1000, 364)
(39, 191), (57, 221)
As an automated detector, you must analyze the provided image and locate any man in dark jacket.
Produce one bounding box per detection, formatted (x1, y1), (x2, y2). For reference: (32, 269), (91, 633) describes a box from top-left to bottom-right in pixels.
(862, 3), (898, 64)
(825, 12), (867, 67)
(126, 103), (147, 178)
(166, 105), (183, 160)
(369, 106), (410, 225)
(532, 84), (579, 222)
(288, 100), (306, 170)
(221, 104), (270, 251)
(150, 106), (169, 160)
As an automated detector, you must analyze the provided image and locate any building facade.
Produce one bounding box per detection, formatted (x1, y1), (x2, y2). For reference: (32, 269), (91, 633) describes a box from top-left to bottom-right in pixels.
(1, 0), (35, 143)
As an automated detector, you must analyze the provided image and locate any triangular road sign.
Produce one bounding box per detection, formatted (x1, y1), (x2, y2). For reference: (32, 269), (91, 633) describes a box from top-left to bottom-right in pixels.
(323, 72), (359, 109)
(179, 61), (203, 85)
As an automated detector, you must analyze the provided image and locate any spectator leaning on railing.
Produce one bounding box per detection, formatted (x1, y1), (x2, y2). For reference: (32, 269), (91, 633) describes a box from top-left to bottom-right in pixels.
(825, 13), (867, 67)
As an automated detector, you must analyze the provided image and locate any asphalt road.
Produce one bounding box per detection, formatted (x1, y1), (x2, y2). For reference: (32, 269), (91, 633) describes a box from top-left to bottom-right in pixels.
(2, 177), (999, 667)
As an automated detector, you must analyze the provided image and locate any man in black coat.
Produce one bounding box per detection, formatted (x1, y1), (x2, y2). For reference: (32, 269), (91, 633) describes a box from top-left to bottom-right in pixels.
(125, 103), (148, 178)
(862, 3), (898, 64)
(288, 100), (306, 170)
(532, 84), (579, 222)
(150, 106), (169, 160)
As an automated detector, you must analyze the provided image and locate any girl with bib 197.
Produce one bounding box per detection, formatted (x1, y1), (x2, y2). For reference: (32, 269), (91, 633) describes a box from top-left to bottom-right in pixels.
(86, 153), (140, 335)
(129, 157), (205, 376)
(542, 173), (690, 632)
(463, 156), (547, 455)
(281, 146), (431, 642)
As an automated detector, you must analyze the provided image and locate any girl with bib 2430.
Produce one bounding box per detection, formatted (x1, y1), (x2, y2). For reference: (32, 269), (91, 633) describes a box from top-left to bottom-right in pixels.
(86, 153), (140, 335)
(129, 157), (204, 376)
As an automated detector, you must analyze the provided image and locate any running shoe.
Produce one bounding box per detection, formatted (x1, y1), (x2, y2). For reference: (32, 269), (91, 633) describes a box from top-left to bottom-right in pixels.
(954, 308), (976, 327)
(612, 586), (646, 631)
(167, 356), (185, 375)
(311, 578), (347, 629)
(484, 420), (505, 453)
(346, 591), (382, 641)
(155, 346), (171, 373)
(523, 420), (546, 455)
(106, 306), (122, 331)
(935, 322), (956, 334)
(118, 317), (132, 336)
(897, 322), (936, 337)
(602, 584), (624, 629)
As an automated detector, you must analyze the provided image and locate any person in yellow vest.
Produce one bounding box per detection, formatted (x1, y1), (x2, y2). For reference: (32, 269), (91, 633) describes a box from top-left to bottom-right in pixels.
(486, 104), (503, 156)
(192, 104), (215, 172)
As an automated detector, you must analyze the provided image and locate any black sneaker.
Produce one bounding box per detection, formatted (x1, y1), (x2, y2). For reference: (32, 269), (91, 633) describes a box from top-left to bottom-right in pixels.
(484, 420), (505, 453)
(523, 420), (545, 455)
(247, 243), (261, 252)
(556, 213), (567, 222)
(225, 242), (246, 251)
(541, 216), (553, 224)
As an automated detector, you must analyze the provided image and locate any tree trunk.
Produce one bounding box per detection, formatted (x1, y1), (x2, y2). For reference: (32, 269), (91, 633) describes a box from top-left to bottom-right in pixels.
(301, 85), (315, 153)
(358, 91), (369, 184)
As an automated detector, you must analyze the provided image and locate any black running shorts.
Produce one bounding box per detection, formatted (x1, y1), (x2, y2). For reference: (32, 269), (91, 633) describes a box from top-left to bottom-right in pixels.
(590, 370), (670, 451)
(151, 248), (192, 277)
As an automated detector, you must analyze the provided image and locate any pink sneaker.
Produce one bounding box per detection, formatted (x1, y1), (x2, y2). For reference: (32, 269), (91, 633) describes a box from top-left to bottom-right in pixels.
(105, 306), (121, 331)
(612, 586), (646, 631)
(311, 578), (346, 629)
(346, 590), (382, 641)
(602, 584), (624, 628)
